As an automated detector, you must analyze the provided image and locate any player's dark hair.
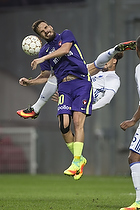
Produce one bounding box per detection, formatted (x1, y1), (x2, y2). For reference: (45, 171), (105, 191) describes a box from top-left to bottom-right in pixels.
(113, 52), (123, 66)
(32, 20), (48, 35)
(136, 36), (140, 51)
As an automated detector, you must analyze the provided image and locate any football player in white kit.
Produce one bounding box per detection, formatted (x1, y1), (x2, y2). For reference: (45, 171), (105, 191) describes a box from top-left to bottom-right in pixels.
(91, 53), (122, 110)
(17, 41), (135, 118)
(120, 36), (140, 210)
(51, 52), (122, 108)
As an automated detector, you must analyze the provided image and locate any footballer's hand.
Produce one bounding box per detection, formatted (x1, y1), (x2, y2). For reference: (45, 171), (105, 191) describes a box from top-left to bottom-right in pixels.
(51, 91), (59, 103)
(120, 119), (135, 131)
(31, 58), (39, 70)
(19, 77), (30, 86)
(31, 57), (46, 70)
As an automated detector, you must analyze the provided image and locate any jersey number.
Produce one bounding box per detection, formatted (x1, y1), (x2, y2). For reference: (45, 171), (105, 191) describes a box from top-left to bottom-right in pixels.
(58, 94), (64, 105)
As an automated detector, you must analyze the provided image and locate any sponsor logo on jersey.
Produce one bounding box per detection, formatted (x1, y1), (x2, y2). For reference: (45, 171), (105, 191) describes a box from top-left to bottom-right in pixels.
(58, 105), (71, 111)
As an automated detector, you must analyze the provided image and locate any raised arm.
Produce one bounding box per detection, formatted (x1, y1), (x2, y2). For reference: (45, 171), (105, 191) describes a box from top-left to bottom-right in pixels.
(19, 70), (50, 86)
(92, 90), (115, 110)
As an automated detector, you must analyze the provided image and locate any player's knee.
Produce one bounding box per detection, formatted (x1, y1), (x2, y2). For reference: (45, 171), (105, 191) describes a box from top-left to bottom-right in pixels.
(60, 125), (70, 134)
(128, 150), (140, 164)
(59, 114), (71, 134)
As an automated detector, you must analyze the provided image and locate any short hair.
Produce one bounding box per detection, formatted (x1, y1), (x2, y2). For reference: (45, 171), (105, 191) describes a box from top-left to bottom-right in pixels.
(32, 20), (48, 35)
(136, 36), (140, 51)
(113, 52), (123, 60)
(113, 52), (124, 66)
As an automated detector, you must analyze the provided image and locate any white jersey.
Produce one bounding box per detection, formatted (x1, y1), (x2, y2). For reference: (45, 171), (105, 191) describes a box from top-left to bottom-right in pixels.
(91, 71), (120, 110)
(129, 63), (140, 154)
(135, 64), (140, 104)
(135, 63), (140, 130)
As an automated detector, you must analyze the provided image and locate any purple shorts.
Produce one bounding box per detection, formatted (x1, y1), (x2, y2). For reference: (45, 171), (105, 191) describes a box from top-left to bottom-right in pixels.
(57, 79), (93, 116)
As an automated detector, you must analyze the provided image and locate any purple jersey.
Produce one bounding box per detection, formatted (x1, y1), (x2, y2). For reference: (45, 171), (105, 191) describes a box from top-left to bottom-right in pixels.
(39, 30), (89, 84)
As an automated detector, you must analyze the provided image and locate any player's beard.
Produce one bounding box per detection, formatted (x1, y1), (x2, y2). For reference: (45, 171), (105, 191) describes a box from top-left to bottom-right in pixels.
(45, 31), (56, 42)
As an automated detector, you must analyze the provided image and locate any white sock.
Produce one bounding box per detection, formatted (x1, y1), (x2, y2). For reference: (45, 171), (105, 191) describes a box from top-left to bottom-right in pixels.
(32, 75), (57, 113)
(94, 46), (118, 69)
(130, 162), (140, 202)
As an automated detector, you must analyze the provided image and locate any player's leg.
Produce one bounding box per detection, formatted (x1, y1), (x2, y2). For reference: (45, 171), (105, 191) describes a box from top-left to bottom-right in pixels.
(94, 46), (119, 69)
(57, 80), (92, 179)
(57, 86), (76, 163)
(120, 129), (140, 210)
(63, 80), (92, 180)
(58, 113), (80, 176)
(120, 153), (140, 209)
(57, 100), (86, 179)
(17, 75), (57, 119)
(58, 113), (74, 154)
(72, 111), (87, 180)
(94, 41), (136, 70)
(72, 79), (92, 180)
(130, 152), (140, 204)
(63, 112), (87, 180)
(121, 151), (140, 210)
(32, 75), (57, 113)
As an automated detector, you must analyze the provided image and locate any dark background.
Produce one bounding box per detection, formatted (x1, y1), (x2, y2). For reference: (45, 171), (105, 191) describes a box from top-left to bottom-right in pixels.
(0, 0), (140, 175)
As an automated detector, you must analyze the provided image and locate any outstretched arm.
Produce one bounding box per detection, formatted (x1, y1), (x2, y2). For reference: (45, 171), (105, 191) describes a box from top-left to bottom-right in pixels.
(120, 105), (140, 131)
(92, 90), (115, 110)
(19, 70), (50, 86)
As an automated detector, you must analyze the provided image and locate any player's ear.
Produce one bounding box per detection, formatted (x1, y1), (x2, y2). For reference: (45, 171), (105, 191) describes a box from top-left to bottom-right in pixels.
(113, 58), (117, 64)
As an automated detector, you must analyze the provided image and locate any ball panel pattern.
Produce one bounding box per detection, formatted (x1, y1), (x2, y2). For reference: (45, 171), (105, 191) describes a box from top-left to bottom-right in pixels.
(22, 35), (42, 56)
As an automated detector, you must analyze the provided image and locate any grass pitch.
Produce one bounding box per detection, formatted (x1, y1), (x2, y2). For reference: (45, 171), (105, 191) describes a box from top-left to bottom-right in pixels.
(0, 174), (135, 210)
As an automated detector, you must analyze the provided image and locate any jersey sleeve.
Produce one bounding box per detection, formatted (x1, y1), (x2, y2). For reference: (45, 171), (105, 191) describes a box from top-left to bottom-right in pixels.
(39, 61), (51, 71)
(38, 49), (51, 71)
(135, 64), (140, 104)
(61, 30), (76, 44)
(92, 90), (115, 110)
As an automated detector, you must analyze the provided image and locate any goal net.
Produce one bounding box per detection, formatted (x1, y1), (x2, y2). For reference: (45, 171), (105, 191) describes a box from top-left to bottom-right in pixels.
(0, 127), (37, 174)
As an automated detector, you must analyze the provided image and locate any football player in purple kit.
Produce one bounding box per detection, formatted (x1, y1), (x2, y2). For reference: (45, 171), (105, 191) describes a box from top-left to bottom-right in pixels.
(18, 20), (136, 180)
(23, 20), (93, 180)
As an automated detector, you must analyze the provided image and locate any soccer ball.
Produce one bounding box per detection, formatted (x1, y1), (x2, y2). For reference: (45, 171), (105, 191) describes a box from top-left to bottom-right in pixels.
(22, 35), (42, 56)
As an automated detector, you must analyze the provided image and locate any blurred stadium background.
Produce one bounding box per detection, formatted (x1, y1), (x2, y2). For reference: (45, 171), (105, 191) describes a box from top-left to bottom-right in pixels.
(0, 0), (140, 175)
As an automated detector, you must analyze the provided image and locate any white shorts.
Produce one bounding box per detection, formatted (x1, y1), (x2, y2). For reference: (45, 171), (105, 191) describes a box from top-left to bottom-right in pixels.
(129, 124), (140, 154)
